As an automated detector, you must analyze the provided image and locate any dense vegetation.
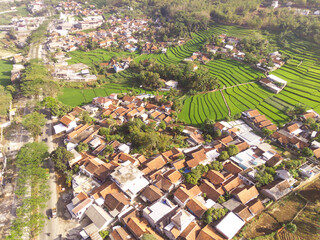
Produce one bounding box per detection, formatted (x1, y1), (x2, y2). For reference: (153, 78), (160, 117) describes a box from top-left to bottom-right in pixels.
(97, 0), (320, 44)
(6, 143), (50, 240)
(20, 60), (59, 98)
(131, 60), (218, 92)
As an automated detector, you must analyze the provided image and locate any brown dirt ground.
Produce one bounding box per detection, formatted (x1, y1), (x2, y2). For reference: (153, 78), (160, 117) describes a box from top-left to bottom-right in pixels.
(293, 203), (320, 240)
(242, 194), (306, 238)
(242, 178), (320, 239)
(298, 178), (320, 203)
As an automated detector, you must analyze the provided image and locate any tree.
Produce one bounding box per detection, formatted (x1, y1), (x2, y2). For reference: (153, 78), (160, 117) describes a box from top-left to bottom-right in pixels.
(214, 129), (222, 138)
(76, 142), (89, 152)
(99, 230), (109, 239)
(99, 127), (111, 137)
(286, 223), (297, 233)
(103, 145), (114, 155)
(173, 125), (184, 135)
(256, 171), (274, 187)
(262, 128), (274, 137)
(218, 151), (229, 161)
(158, 120), (166, 130)
(50, 147), (74, 173)
(227, 145), (239, 156)
(209, 161), (223, 171)
(41, 97), (72, 117)
(205, 134), (212, 143)
(212, 208), (228, 221)
(22, 112), (47, 139)
(302, 147), (313, 157)
(79, 111), (95, 124)
(217, 195), (226, 204)
(21, 60), (59, 98)
(142, 234), (157, 240)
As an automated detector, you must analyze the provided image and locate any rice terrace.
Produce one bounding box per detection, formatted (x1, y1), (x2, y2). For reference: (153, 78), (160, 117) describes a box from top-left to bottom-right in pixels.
(60, 23), (320, 126)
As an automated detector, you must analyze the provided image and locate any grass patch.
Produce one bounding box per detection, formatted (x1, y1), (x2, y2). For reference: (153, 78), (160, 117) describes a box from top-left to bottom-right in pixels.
(0, 60), (12, 87)
(67, 49), (139, 68)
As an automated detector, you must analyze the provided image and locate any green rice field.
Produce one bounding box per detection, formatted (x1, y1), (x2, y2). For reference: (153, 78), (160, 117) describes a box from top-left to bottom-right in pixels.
(58, 83), (157, 107)
(206, 59), (263, 87)
(177, 28), (320, 125)
(0, 60), (12, 87)
(67, 49), (138, 68)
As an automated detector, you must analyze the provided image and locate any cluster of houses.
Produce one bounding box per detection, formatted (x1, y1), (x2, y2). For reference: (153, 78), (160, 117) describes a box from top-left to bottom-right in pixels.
(259, 74), (287, 94)
(271, 110), (320, 158)
(184, 35), (285, 73)
(46, 6), (150, 54)
(0, 16), (46, 47)
(27, 0), (44, 13)
(271, 1), (320, 16)
(51, 92), (320, 240)
(56, 1), (103, 16)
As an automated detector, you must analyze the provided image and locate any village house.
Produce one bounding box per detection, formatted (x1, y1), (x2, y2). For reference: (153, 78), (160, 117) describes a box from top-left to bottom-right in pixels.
(110, 161), (149, 199)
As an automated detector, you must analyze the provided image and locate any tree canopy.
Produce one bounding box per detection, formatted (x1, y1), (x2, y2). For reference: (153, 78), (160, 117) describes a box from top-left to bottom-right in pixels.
(20, 60), (59, 98)
(22, 112), (47, 139)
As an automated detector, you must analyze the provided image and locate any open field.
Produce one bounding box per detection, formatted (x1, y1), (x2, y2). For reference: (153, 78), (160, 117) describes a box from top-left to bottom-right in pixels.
(67, 49), (138, 68)
(241, 178), (320, 240)
(0, 59), (12, 87)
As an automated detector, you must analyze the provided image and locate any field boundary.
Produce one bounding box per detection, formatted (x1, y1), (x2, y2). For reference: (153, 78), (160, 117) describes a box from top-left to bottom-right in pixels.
(220, 89), (230, 116)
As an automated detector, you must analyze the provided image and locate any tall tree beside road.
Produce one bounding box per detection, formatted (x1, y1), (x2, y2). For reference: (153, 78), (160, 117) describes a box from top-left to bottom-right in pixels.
(0, 86), (12, 116)
(6, 142), (50, 240)
(20, 60), (59, 98)
(22, 112), (47, 139)
(50, 147), (74, 173)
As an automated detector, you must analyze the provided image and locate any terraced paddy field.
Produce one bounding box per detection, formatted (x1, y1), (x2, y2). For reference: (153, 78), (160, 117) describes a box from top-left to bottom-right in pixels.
(179, 90), (229, 125)
(176, 28), (320, 125)
(205, 59), (263, 87)
(61, 24), (320, 126)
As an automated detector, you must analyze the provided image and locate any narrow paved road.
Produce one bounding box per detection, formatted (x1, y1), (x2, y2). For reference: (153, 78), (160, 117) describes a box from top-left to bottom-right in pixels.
(40, 116), (61, 240)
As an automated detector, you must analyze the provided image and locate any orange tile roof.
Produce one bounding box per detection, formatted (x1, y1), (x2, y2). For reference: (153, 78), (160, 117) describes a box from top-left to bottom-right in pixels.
(313, 148), (320, 159)
(222, 176), (243, 192)
(247, 110), (260, 118)
(206, 170), (225, 185)
(180, 222), (201, 240)
(287, 123), (299, 133)
(223, 162), (243, 174)
(186, 198), (207, 218)
(196, 225), (225, 240)
(199, 179), (221, 202)
(235, 141), (250, 152)
(233, 185), (259, 204)
(265, 124), (277, 131)
(145, 155), (166, 171)
(247, 198), (265, 216)
(72, 198), (91, 214)
(220, 136), (233, 144)
(303, 112), (316, 119)
(60, 114), (74, 126)
(164, 169), (182, 184)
